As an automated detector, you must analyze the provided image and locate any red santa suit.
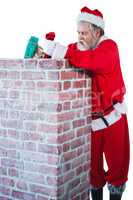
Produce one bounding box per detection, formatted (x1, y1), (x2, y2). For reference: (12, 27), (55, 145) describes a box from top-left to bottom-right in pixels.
(47, 36), (130, 194)
(64, 37), (130, 192)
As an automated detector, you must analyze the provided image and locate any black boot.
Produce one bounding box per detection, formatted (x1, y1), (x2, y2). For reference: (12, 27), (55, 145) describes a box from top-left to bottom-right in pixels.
(91, 188), (103, 200)
(110, 193), (122, 200)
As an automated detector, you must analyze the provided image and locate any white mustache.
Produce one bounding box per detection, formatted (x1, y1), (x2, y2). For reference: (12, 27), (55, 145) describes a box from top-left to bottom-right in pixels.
(77, 41), (90, 50)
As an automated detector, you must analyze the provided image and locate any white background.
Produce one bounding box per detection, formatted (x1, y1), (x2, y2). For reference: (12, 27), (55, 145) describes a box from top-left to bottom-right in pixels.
(0, 0), (132, 199)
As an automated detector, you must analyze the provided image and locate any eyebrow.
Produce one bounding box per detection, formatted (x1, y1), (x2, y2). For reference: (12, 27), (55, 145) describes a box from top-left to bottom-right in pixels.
(77, 31), (89, 34)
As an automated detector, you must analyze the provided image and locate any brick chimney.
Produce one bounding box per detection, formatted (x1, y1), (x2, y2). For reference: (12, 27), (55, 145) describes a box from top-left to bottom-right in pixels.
(0, 59), (91, 200)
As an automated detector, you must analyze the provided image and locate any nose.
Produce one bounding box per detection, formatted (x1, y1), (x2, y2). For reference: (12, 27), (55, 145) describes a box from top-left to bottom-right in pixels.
(78, 33), (84, 41)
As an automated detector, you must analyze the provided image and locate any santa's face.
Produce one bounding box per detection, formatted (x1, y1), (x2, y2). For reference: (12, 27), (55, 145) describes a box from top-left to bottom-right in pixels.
(77, 22), (99, 50)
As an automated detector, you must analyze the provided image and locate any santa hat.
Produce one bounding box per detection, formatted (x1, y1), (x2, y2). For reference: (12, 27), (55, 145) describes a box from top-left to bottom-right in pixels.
(77, 7), (105, 30)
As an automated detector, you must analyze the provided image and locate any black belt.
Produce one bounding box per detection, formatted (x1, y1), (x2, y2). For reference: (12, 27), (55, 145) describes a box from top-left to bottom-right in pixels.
(92, 112), (109, 127)
(92, 102), (119, 127)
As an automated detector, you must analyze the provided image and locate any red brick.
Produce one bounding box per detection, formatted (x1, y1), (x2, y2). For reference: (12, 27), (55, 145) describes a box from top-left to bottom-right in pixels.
(37, 196), (49, 200)
(22, 71), (44, 80)
(57, 186), (65, 197)
(37, 81), (61, 91)
(81, 191), (89, 200)
(59, 91), (76, 101)
(38, 59), (65, 69)
(77, 90), (84, 98)
(38, 144), (60, 155)
(8, 168), (19, 177)
(61, 71), (77, 80)
(20, 171), (44, 184)
(46, 176), (57, 185)
(37, 102), (62, 112)
(63, 143), (70, 152)
(7, 129), (20, 139)
(73, 119), (85, 128)
(70, 178), (80, 188)
(64, 171), (75, 182)
(1, 119), (23, 129)
(1, 158), (23, 169)
(72, 196), (80, 200)
(9, 90), (20, 99)
(57, 111), (75, 122)
(0, 185), (10, 196)
(58, 131), (74, 143)
(6, 149), (19, 159)
(38, 123), (57, 133)
(63, 81), (71, 90)
(46, 155), (58, 165)
(71, 138), (85, 149)
(0, 59), (23, 68)
(0, 167), (7, 176)
(62, 163), (71, 173)
(0, 196), (12, 200)
(72, 100), (84, 109)
(77, 71), (85, 79)
(64, 151), (77, 161)
(24, 59), (38, 69)
(0, 177), (14, 187)
(0, 129), (7, 137)
(0, 90), (7, 98)
(7, 71), (20, 79)
(29, 184), (57, 196)
(24, 122), (37, 131)
(57, 122), (71, 133)
(76, 166), (83, 175)
(63, 101), (71, 110)
(21, 132), (41, 141)
(47, 71), (59, 80)
(46, 135), (57, 144)
(14, 80), (23, 89)
(76, 127), (91, 137)
(73, 80), (86, 88)
(24, 81), (35, 90)
(0, 71), (7, 79)
(12, 190), (36, 200)
(16, 180), (28, 190)
(23, 141), (36, 151)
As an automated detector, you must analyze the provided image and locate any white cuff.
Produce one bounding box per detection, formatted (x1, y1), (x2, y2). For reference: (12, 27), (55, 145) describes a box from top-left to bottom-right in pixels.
(43, 40), (57, 56)
(52, 43), (68, 59)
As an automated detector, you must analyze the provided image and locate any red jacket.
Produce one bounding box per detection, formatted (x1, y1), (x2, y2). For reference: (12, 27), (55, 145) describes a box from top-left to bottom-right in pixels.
(65, 37), (126, 114)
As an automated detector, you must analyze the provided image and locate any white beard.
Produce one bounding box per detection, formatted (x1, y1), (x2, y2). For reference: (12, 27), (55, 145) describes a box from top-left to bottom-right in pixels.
(77, 39), (99, 51)
(77, 42), (90, 51)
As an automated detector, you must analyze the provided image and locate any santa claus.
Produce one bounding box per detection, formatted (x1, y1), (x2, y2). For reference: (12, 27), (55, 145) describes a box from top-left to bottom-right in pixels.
(43, 6), (130, 200)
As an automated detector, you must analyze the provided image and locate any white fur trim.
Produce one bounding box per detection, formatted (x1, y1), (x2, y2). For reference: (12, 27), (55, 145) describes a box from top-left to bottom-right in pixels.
(52, 43), (68, 59)
(92, 102), (127, 131)
(114, 101), (127, 114)
(43, 40), (57, 56)
(97, 35), (108, 46)
(77, 12), (105, 30)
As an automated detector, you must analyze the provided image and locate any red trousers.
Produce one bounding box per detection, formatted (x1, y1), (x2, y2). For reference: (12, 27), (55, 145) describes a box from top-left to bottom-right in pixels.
(90, 114), (130, 188)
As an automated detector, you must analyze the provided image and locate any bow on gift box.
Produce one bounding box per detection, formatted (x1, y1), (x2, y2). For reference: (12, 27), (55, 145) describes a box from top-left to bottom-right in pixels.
(24, 32), (56, 58)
